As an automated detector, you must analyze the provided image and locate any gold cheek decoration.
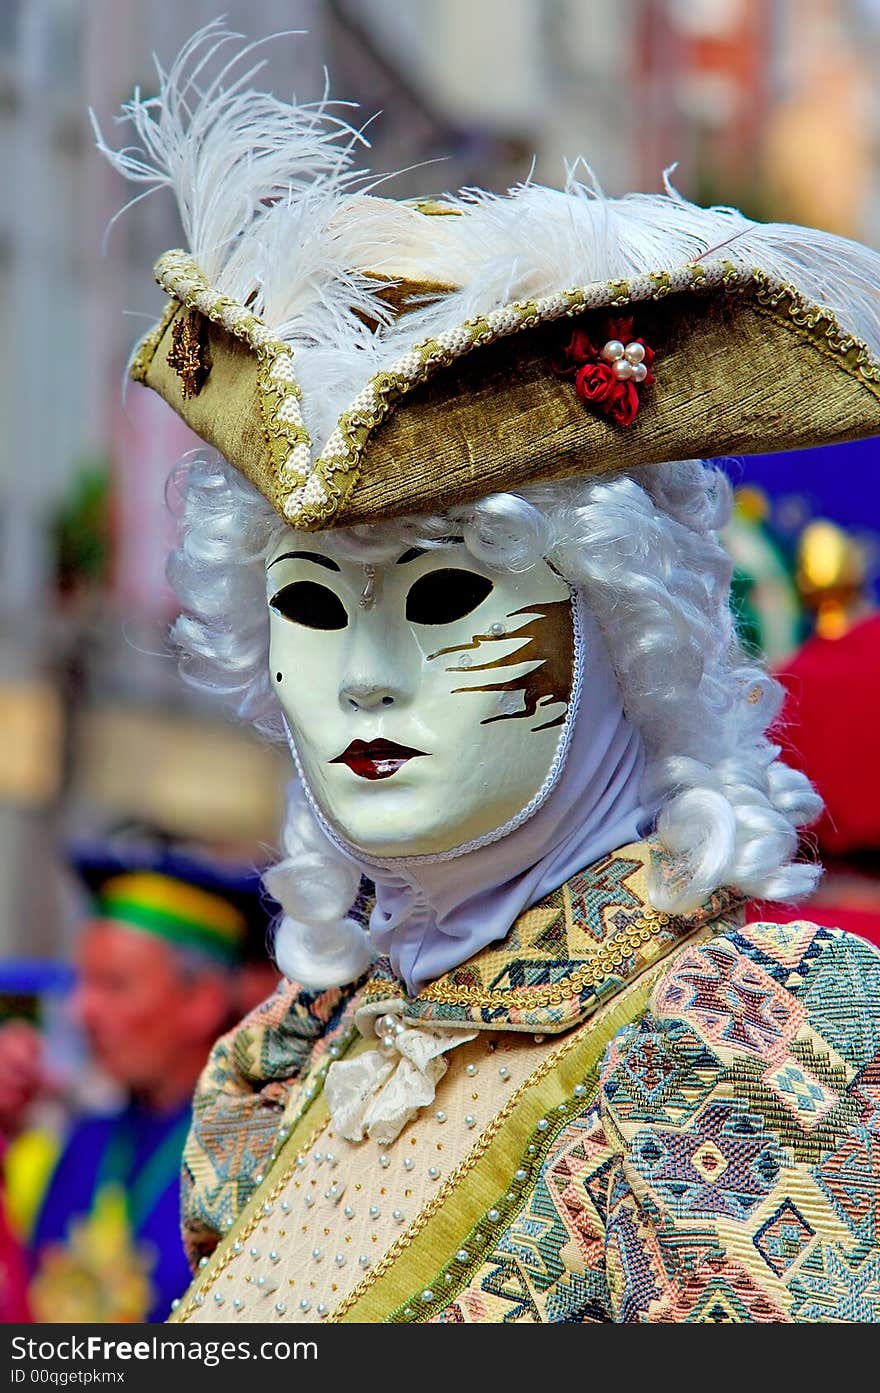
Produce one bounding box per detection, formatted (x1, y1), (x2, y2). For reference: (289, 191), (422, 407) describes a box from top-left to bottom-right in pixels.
(428, 600), (574, 732)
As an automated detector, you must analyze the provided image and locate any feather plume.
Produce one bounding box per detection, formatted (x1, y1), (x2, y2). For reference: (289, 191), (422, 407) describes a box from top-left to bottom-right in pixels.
(98, 24), (880, 451)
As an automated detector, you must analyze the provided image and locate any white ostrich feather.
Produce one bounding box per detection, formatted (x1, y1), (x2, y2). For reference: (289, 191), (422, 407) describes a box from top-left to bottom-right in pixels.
(99, 24), (880, 452)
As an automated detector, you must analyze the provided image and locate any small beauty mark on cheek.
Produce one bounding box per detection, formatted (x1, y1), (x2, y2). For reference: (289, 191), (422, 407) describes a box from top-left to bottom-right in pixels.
(428, 600), (574, 730)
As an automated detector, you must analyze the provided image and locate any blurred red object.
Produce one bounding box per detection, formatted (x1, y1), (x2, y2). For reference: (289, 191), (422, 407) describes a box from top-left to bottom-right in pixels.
(775, 613), (880, 857)
(752, 612), (880, 951)
(0, 1177), (30, 1322)
(747, 898), (880, 951)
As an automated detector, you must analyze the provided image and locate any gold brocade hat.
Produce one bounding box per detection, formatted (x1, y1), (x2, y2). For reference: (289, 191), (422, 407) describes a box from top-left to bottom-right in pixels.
(101, 28), (880, 533)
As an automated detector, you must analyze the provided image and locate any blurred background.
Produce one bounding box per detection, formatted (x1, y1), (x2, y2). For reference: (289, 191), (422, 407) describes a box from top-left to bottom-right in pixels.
(1, 0), (879, 1320)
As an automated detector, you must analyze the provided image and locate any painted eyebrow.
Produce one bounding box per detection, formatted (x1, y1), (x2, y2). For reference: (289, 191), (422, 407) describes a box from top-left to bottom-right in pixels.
(396, 539), (464, 565)
(267, 551), (341, 573)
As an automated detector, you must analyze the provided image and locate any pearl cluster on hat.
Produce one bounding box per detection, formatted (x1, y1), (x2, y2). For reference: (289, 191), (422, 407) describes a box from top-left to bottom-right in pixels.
(600, 337), (649, 382)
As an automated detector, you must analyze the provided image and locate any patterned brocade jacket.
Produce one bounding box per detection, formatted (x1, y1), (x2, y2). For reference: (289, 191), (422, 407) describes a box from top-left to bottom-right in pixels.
(174, 841), (880, 1324)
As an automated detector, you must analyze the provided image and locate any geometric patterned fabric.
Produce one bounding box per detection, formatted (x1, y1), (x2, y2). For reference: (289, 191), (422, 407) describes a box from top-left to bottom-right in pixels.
(438, 923), (880, 1323)
(179, 843), (880, 1321)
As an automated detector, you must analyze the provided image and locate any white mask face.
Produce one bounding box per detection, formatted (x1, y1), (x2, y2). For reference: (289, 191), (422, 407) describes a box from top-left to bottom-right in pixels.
(267, 540), (574, 857)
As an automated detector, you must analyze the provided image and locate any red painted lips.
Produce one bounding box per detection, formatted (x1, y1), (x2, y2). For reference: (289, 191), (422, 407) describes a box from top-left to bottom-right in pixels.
(330, 739), (430, 781)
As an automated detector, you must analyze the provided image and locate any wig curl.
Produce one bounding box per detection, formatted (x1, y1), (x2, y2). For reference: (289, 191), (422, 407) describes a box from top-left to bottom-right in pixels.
(168, 452), (821, 985)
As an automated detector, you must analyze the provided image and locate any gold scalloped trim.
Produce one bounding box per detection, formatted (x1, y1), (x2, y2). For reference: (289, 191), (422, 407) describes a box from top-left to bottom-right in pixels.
(130, 298), (178, 384)
(358, 910), (669, 1013)
(151, 251), (313, 507)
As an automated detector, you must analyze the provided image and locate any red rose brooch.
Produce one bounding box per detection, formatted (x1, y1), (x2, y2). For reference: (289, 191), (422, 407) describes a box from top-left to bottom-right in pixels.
(553, 315), (655, 427)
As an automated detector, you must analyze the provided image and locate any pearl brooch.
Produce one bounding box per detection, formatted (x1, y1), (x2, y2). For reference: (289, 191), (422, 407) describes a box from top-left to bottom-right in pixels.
(601, 336), (648, 383)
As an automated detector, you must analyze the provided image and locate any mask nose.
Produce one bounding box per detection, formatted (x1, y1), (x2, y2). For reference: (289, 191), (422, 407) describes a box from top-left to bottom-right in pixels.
(340, 681), (398, 712)
(337, 602), (419, 714)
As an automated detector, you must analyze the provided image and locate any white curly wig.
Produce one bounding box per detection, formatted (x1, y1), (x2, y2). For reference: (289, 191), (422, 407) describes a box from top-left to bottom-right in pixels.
(166, 450), (822, 987)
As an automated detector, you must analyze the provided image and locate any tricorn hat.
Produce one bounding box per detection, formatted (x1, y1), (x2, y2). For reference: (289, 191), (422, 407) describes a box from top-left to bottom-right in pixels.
(99, 26), (880, 533)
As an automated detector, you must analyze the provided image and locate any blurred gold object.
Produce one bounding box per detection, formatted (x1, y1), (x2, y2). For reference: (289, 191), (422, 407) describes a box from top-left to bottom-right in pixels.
(796, 519), (867, 639)
(28, 1185), (154, 1323)
(0, 680), (62, 805)
(733, 485), (770, 523)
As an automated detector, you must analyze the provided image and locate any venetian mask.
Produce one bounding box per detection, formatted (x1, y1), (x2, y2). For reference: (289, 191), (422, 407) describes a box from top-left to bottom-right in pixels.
(267, 539), (575, 857)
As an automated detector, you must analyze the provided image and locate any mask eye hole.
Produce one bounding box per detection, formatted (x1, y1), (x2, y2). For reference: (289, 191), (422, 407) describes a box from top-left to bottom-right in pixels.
(406, 568), (494, 625)
(270, 581), (348, 630)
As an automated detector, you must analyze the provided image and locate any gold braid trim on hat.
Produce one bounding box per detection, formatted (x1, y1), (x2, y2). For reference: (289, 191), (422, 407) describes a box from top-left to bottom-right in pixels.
(151, 250), (313, 508)
(140, 250), (880, 533)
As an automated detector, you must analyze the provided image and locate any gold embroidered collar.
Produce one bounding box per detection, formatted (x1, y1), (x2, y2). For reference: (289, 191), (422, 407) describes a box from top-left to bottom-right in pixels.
(360, 840), (744, 1035)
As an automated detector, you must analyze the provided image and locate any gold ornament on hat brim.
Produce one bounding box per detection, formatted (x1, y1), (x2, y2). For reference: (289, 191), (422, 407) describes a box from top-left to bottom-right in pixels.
(132, 248), (880, 533)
